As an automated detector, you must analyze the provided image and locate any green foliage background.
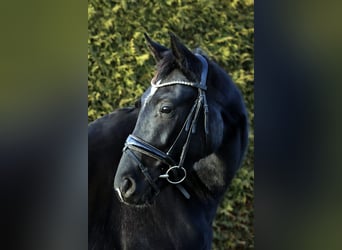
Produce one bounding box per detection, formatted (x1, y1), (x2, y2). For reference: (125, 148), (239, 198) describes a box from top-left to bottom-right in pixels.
(88, 0), (254, 249)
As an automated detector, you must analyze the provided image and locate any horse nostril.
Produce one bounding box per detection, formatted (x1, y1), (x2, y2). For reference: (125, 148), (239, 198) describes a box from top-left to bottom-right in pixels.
(121, 177), (136, 198)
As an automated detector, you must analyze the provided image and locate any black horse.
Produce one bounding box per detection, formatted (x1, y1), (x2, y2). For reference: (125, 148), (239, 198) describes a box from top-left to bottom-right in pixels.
(89, 33), (248, 250)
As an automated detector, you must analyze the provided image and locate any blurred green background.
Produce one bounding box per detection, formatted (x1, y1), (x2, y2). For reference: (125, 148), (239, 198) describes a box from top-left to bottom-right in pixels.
(88, 0), (254, 249)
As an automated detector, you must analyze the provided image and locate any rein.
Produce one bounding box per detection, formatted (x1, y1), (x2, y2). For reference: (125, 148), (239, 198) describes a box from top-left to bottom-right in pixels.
(122, 54), (209, 199)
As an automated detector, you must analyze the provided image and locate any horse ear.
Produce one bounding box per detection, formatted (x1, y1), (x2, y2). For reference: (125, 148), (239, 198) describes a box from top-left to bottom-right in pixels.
(144, 33), (168, 62)
(169, 32), (199, 70)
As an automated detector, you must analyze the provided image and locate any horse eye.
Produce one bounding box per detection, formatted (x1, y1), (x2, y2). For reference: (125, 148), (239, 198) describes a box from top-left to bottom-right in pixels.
(160, 106), (173, 114)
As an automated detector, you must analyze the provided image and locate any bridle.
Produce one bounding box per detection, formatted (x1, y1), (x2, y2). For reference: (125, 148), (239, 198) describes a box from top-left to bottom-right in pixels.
(122, 54), (209, 199)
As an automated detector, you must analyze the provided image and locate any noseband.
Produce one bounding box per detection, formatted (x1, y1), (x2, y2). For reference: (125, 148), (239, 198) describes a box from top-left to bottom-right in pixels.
(122, 54), (209, 199)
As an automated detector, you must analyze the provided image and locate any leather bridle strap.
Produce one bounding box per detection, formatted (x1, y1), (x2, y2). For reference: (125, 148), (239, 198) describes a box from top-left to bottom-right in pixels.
(124, 135), (176, 166)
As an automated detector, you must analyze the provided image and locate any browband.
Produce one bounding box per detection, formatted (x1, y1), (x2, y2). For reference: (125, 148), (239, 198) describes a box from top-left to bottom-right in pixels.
(150, 54), (208, 90)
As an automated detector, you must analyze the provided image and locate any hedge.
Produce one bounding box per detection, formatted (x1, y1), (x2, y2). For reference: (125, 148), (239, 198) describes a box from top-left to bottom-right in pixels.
(88, 0), (254, 249)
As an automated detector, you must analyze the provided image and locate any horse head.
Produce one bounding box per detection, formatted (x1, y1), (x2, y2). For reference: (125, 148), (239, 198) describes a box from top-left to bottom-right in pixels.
(114, 33), (248, 206)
